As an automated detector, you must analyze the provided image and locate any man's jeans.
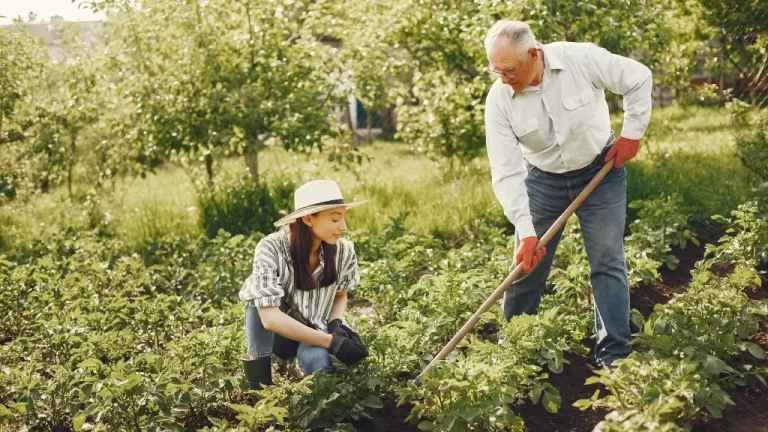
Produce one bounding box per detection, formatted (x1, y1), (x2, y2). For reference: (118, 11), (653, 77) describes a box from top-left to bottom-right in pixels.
(503, 147), (631, 366)
(245, 306), (335, 375)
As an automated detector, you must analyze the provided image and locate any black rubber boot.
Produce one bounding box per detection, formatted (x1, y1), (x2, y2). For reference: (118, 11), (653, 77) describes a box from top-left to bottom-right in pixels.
(242, 355), (272, 402)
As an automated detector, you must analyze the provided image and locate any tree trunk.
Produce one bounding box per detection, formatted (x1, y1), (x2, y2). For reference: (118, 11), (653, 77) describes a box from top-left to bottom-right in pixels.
(205, 153), (214, 183)
(244, 140), (259, 181)
(68, 130), (77, 199)
(344, 105), (358, 147)
(659, 86), (664, 107)
(366, 111), (373, 144)
(41, 175), (49, 194)
(381, 105), (396, 140)
(719, 34), (726, 99)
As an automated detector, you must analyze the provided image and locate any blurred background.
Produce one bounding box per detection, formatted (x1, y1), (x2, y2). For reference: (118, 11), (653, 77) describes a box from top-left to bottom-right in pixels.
(1, 0), (767, 250)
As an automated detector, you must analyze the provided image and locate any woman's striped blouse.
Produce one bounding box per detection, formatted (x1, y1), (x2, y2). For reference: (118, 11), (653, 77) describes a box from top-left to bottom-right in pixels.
(238, 229), (360, 332)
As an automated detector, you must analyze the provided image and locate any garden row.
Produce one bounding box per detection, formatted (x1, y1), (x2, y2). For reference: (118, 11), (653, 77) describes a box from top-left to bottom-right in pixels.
(0, 197), (765, 431)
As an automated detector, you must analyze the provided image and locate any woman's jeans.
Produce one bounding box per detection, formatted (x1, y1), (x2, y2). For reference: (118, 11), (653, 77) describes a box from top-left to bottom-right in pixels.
(503, 147), (631, 366)
(245, 306), (335, 375)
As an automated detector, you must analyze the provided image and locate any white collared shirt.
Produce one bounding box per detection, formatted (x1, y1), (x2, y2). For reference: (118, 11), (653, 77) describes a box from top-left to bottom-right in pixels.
(484, 41), (652, 239)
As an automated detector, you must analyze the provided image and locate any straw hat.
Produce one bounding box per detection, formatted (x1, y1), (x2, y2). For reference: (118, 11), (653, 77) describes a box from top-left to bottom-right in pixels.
(273, 180), (367, 228)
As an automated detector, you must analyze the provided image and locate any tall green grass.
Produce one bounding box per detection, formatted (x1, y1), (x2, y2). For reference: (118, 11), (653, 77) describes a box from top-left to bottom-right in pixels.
(0, 104), (759, 258)
(623, 104), (759, 227)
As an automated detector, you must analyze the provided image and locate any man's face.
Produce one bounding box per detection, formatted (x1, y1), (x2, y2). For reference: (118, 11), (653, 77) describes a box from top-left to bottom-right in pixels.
(489, 41), (537, 92)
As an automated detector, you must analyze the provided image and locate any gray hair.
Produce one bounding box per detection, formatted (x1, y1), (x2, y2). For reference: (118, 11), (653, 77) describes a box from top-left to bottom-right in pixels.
(484, 20), (540, 59)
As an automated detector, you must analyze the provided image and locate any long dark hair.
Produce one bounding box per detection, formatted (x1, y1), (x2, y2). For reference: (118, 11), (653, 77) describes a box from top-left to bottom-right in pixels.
(289, 216), (337, 291)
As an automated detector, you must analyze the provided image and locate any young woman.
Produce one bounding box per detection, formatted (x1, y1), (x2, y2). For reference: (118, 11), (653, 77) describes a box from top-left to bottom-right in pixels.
(239, 179), (368, 392)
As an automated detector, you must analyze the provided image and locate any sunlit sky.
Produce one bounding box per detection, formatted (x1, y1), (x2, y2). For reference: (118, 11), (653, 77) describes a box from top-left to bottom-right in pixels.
(0, 0), (106, 25)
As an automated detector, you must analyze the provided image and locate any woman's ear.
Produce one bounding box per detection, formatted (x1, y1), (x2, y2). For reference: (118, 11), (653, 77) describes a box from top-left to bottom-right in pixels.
(302, 215), (313, 227)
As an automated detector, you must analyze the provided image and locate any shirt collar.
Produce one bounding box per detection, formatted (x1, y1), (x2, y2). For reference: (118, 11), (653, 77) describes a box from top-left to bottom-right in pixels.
(516, 44), (563, 94)
(542, 43), (564, 71)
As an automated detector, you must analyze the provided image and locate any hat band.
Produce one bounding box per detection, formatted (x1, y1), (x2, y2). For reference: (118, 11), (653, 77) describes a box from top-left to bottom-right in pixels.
(296, 198), (346, 212)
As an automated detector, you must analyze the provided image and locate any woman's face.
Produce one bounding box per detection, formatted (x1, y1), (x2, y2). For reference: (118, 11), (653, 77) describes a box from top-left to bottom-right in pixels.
(304, 207), (348, 246)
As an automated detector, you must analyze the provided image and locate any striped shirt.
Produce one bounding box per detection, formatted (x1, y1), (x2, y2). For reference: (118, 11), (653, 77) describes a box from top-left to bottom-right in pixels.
(238, 229), (360, 332)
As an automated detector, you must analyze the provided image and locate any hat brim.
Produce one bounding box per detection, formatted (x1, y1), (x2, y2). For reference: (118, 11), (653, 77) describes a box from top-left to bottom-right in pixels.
(274, 201), (367, 228)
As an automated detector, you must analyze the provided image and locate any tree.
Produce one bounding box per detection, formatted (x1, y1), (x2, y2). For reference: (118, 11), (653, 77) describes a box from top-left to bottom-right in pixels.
(388, 0), (494, 165)
(86, 0), (346, 182)
(0, 24), (50, 200)
(333, 1), (409, 144)
(380, 0), (679, 166)
(689, 0), (768, 106)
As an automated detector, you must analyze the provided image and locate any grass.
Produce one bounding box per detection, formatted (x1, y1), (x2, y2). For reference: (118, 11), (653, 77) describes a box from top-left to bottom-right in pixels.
(0, 103), (759, 256)
(623, 104), (759, 227)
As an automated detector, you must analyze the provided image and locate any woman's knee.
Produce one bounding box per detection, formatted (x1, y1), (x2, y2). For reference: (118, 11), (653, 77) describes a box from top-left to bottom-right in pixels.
(245, 306), (274, 357)
(298, 346), (335, 375)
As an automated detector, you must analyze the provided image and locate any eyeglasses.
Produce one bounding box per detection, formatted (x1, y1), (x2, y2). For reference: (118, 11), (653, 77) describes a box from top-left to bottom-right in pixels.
(490, 52), (530, 79)
(491, 65), (521, 78)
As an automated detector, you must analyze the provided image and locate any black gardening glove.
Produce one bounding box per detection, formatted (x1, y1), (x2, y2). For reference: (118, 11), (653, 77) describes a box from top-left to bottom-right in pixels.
(327, 319), (364, 346)
(329, 332), (368, 365)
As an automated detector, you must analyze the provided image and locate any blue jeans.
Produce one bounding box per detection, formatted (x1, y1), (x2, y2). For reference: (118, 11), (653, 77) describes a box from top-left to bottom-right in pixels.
(503, 146), (631, 366)
(245, 306), (335, 375)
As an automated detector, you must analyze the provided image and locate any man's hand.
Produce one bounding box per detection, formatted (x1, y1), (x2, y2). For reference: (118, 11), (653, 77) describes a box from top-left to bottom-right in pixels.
(516, 236), (545, 274)
(604, 136), (640, 168)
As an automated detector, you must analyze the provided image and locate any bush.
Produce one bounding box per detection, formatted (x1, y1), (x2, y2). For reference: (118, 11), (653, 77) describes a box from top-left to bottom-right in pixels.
(683, 83), (733, 107)
(729, 101), (768, 182)
(197, 176), (294, 237)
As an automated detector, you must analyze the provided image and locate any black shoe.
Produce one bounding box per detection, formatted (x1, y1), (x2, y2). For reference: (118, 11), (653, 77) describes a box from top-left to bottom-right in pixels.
(242, 355), (273, 402)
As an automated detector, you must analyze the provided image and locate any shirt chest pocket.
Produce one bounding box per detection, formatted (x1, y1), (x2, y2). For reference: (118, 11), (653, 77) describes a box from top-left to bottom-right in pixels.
(563, 88), (596, 134)
(512, 117), (546, 152)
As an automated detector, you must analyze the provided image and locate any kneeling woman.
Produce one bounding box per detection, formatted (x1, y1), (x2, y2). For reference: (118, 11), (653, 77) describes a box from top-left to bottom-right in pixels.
(239, 180), (368, 391)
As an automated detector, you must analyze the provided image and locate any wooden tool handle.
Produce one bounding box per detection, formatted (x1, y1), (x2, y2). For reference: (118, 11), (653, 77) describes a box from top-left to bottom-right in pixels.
(416, 159), (616, 380)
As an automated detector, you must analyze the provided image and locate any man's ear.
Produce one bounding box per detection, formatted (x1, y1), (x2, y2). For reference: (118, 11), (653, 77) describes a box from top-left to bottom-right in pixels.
(528, 47), (538, 59)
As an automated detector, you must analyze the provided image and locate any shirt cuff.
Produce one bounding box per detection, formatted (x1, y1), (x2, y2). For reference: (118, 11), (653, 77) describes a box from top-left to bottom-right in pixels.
(515, 216), (537, 240)
(620, 121), (647, 141)
(253, 295), (281, 308)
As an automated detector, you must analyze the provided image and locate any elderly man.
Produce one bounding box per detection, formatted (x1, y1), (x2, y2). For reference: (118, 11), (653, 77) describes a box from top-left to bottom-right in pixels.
(483, 20), (652, 370)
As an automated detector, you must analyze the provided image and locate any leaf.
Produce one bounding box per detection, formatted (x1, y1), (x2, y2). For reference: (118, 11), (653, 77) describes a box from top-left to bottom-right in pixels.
(78, 358), (104, 369)
(585, 376), (602, 385)
(361, 395), (383, 409)
(542, 387), (562, 413)
(705, 402), (724, 419)
(630, 309), (646, 331)
(573, 399), (592, 411)
(417, 420), (434, 431)
(73, 413), (86, 431)
(0, 404), (12, 419)
(458, 406), (483, 422)
(702, 356), (727, 376)
(745, 342), (765, 359)
(529, 385), (543, 405)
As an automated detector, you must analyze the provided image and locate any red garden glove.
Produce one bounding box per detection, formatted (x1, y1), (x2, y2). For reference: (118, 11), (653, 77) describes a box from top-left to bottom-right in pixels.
(516, 236), (546, 274)
(604, 136), (640, 168)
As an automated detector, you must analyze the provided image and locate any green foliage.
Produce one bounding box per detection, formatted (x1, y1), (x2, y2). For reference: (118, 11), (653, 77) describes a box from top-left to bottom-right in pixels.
(729, 101), (768, 182)
(579, 209), (768, 430)
(398, 71), (489, 165)
(685, 83), (734, 107)
(706, 203), (768, 267)
(626, 195), (699, 270)
(398, 355), (529, 432)
(688, 0), (768, 107)
(84, 0), (349, 182)
(197, 176), (294, 238)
